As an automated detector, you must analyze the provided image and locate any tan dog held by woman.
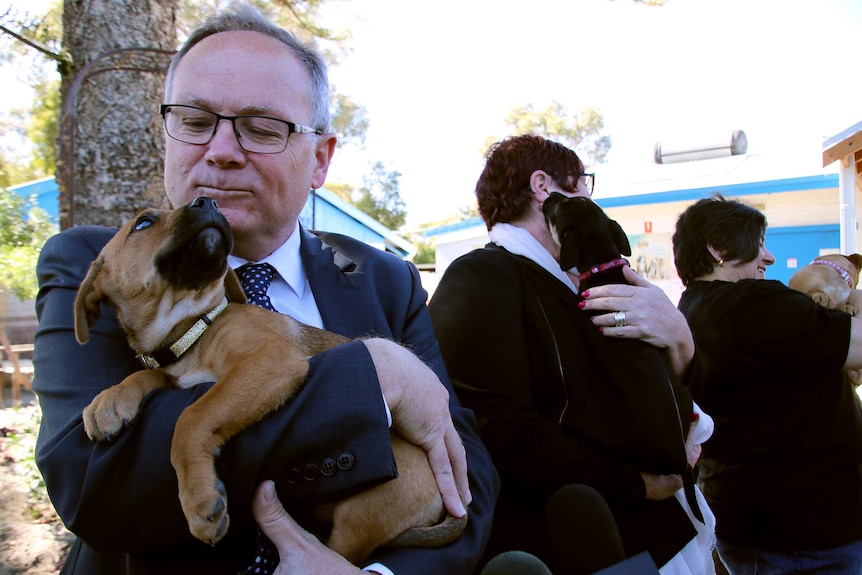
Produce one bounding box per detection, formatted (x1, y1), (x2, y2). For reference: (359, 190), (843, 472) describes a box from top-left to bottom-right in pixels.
(788, 253), (862, 315)
(787, 254), (862, 315)
(74, 196), (465, 562)
(789, 253), (862, 387)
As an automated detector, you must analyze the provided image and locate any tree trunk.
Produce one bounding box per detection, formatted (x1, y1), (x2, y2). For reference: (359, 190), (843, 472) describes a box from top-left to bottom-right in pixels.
(57, 0), (178, 229)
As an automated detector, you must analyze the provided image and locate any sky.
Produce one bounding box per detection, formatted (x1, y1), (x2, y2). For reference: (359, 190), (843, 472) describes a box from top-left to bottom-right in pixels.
(322, 0), (862, 226)
(4, 0), (862, 227)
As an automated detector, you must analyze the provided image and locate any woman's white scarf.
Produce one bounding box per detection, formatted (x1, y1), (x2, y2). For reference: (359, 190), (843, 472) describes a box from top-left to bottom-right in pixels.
(488, 222), (578, 294)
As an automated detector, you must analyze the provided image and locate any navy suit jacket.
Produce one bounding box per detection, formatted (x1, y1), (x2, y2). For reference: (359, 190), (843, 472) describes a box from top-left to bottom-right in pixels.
(33, 224), (498, 575)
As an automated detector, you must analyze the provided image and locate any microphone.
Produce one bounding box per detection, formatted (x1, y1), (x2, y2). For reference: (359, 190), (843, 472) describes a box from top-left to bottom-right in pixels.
(479, 550), (553, 575)
(545, 484), (626, 575)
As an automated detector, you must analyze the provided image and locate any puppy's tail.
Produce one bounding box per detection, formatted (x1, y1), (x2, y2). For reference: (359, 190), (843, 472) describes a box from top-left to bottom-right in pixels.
(387, 512), (468, 548)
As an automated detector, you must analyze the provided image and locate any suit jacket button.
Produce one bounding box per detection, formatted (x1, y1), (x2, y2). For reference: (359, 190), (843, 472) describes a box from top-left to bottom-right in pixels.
(321, 458), (337, 477)
(337, 452), (355, 471)
(303, 463), (319, 482)
(286, 467), (301, 485)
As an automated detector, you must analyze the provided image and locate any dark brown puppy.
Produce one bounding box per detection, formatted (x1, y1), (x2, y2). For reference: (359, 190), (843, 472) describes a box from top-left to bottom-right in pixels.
(74, 196), (465, 563)
(542, 193), (702, 521)
(543, 193), (632, 290)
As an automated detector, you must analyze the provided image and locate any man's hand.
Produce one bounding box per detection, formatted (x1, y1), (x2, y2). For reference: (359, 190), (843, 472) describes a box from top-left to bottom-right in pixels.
(362, 338), (471, 518)
(253, 481), (365, 575)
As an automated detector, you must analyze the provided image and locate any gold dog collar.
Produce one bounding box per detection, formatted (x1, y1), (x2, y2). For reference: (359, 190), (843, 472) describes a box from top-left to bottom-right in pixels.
(137, 297), (229, 369)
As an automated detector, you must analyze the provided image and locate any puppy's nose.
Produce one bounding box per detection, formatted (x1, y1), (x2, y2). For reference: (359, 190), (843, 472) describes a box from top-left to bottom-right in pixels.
(190, 196), (219, 211)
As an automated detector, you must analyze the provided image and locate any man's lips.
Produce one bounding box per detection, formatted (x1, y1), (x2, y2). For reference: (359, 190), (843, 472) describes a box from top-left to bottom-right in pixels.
(195, 185), (254, 195)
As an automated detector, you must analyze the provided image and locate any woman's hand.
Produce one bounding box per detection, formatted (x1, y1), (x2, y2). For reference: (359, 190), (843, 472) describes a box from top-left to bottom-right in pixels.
(579, 266), (694, 376)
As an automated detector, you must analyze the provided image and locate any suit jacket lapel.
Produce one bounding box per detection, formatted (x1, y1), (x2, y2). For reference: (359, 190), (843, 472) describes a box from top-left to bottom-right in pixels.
(300, 227), (375, 339)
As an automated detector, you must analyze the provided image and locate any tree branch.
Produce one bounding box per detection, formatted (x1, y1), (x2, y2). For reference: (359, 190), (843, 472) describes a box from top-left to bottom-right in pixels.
(0, 24), (66, 65)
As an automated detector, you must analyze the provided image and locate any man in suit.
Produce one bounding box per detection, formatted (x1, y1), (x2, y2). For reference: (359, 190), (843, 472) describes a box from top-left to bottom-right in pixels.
(32, 4), (497, 574)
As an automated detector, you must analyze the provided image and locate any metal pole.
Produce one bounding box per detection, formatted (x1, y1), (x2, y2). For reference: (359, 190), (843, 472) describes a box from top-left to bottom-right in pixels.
(839, 152), (857, 253)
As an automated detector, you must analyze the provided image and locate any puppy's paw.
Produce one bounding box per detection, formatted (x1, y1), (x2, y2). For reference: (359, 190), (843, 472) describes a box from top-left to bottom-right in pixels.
(811, 293), (838, 310)
(837, 304), (858, 316)
(183, 478), (230, 545)
(82, 386), (143, 441)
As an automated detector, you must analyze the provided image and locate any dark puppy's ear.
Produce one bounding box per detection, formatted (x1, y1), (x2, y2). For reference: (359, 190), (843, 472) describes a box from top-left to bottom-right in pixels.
(558, 242), (578, 272)
(609, 218), (632, 257)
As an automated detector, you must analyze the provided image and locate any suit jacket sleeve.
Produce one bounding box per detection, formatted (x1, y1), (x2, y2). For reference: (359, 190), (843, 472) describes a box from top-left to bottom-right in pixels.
(33, 228), (398, 553)
(306, 231), (500, 575)
(365, 263), (500, 575)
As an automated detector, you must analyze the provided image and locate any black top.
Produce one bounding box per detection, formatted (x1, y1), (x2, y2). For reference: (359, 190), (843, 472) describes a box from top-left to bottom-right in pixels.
(679, 279), (862, 550)
(430, 245), (698, 570)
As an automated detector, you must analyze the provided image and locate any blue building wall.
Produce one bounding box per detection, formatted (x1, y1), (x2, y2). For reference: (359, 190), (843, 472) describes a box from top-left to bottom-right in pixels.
(766, 224), (841, 285)
(8, 177), (60, 224)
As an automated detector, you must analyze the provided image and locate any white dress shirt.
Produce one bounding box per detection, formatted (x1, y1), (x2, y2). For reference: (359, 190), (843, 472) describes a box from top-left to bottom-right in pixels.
(228, 226), (324, 329)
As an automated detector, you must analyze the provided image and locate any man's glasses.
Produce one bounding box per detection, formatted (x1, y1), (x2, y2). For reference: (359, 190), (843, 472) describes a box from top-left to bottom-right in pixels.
(160, 104), (322, 154)
(580, 173), (595, 196)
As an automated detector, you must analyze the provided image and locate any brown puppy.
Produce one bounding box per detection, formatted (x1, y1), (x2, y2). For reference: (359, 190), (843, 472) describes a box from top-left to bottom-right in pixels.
(74, 196), (465, 563)
(788, 253), (862, 315)
(789, 253), (862, 388)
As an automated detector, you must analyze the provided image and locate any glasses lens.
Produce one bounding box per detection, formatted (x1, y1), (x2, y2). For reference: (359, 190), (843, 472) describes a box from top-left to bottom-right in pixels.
(165, 106), (217, 145)
(235, 117), (290, 154)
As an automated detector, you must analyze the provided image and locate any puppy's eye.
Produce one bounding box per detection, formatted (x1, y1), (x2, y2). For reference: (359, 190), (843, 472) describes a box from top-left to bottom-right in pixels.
(133, 216), (155, 232)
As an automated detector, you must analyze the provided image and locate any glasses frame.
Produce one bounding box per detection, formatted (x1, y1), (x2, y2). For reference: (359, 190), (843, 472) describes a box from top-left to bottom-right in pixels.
(159, 104), (323, 154)
(581, 173), (595, 196)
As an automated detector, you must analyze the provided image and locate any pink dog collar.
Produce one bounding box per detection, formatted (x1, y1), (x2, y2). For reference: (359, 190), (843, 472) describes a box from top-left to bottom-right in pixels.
(810, 259), (853, 287)
(579, 258), (630, 282)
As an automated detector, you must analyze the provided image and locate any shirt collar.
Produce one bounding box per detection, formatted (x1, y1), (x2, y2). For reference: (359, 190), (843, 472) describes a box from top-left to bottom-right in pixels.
(228, 226), (308, 298)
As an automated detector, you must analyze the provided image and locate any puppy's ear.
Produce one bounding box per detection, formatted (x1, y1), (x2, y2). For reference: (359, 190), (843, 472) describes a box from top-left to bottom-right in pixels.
(224, 268), (248, 304)
(609, 219), (632, 257)
(74, 256), (106, 344)
(559, 243), (578, 272)
(848, 253), (862, 275)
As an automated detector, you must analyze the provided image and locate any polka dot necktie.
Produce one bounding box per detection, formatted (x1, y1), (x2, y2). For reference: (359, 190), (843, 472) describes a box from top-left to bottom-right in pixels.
(238, 528), (278, 575)
(235, 264), (281, 573)
(236, 263), (279, 312)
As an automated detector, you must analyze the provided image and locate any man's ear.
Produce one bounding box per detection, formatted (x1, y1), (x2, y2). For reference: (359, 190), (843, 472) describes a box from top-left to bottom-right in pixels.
(310, 133), (338, 190)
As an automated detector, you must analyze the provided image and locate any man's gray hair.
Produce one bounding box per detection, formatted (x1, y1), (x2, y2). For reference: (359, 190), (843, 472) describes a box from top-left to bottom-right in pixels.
(164, 2), (331, 132)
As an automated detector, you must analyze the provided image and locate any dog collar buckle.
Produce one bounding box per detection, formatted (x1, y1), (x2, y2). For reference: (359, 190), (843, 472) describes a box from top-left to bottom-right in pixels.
(810, 259), (853, 287)
(137, 297), (229, 369)
(138, 354), (161, 369)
